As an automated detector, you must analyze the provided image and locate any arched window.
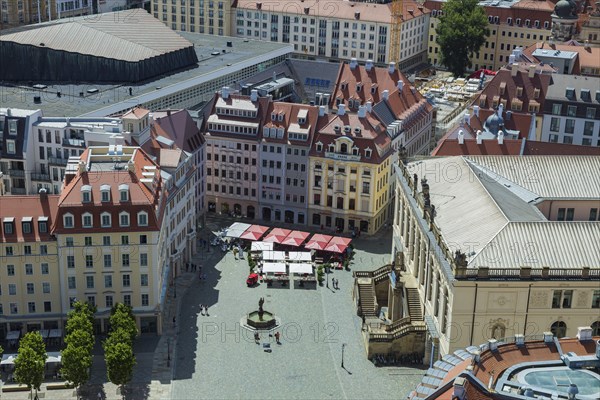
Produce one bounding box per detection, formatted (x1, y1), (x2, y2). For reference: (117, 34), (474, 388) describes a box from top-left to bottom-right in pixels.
(119, 212), (130, 227)
(340, 143), (348, 154)
(591, 321), (600, 337)
(551, 321), (567, 338)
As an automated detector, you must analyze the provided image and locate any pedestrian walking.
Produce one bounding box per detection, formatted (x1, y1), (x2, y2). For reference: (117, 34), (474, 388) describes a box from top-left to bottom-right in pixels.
(200, 304), (205, 315)
(362, 314), (366, 331)
(254, 332), (260, 344)
(233, 247), (239, 260)
(205, 305), (209, 316)
(274, 331), (280, 344)
(172, 316), (176, 327)
(97, 391), (102, 400)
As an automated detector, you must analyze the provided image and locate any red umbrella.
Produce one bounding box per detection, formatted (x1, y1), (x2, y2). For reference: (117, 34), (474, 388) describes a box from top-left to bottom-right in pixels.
(263, 228), (292, 243)
(304, 234), (333, 250)
(326, 236), (352, 247)
(323, 243), (348, 253)
(239, 225), (269, 241)
(281, 231), (310, 247)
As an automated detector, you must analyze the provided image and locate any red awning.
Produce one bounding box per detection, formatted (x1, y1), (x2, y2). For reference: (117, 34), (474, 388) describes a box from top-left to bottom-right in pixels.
(327, 236), (352, 247)
(263, 228), (292, 244)
(281, 230), (311, 247)
(323, 243), (348, 253)
(304, 234), (333, 250)
(239, 225), (269, 241)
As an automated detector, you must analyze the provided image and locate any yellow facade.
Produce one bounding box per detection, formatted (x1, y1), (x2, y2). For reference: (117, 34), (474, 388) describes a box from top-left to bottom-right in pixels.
(308, 147), (392, 235)
(152, 0), (232, 35)
(56, 230), (161, 334)
(0, 240), (61, 340)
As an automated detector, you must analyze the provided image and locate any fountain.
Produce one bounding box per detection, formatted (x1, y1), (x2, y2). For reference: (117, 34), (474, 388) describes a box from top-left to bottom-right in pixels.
(243, 297), (279, 330)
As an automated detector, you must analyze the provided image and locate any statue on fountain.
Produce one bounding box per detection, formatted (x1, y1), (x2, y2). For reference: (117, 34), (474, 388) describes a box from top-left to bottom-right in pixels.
(258, 297), (265, 320)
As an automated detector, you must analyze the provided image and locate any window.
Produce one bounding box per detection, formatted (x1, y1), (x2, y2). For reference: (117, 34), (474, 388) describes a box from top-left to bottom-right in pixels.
(552, 290), (573, 308)
(28, 302), (36, 313)
(123, 294), (131, 306)
(583, 121), (594, 136)
(67, 255), (75, 268)
(104, 254), (112, 268)
(22, 223), (31, 234)
(8, 283), (17, 295)
(44, 302), (52, 312)
(590, 208), (598, 221)
(122, 254), (130, 267)
(121, 235), (129, 245)
(81, 186), (91, 203)
(105, 275), (113, 288)
(550, 321), (567, 338)
(141, 294), (149, 306)
(43, 282), (50, 293)
(68, 277), (76, 289)
(566, 105), (577, 117)
(66, 237), (74, 247)
(140, 253), (148, 267)
(41, 263), (49, 274)
(27, 283), (34, 294)
(101, 213), (111, 227)
(5, 246), (13, 256)
(119, 212), (130, 227)
(101, 187), (110, 202)
(86, 255), (93, 268)
(87, 296), (95, 307)
(103, 236), (111, 246)
(552, 103), (562, 115)
(85, 237), (92, 246)
(141, 274), (148, 286)
(40, 245), (47, 255)
(38, 221), (47, 233)
(105, 295), (114, 308)
(586, 107), (596, 119)
(86, 276), (94, 289)
(25, 263), (33, 275)
(122, 274), (131, 287)
(63, 213), (74, 228)
(7, 264), (15, 275)
(564, 119), (575, 134)
(137, 212), (148, 226)
(10, 303), (18, 314)
(119, 185), (129, 202)
(362, 182), (370, 194)
(566, 208), (574, 221)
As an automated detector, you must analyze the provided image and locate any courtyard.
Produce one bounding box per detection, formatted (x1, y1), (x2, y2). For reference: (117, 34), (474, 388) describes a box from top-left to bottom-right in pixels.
(171, 219), (426, 400)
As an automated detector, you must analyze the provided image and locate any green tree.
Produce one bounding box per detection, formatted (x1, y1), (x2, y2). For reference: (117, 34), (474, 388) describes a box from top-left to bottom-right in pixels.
(14, 335), (46, 399)
(104, 340), (136, 391)
(436, 0), (489, 77)
(66, 301), (96, 337)
(109, 303), (137, 343)
(61, 343), (92, 397)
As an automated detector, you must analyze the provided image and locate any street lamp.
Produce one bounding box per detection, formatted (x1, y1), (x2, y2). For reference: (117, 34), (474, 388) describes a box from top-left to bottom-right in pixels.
(341, 343), (347, 369)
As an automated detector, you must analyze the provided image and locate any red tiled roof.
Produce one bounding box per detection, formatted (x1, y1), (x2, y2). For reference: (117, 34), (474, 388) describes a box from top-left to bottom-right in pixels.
(263, 102), (319, 146)
(432, 137), (600, 156)
(151, 109), (205, 153)
(0, 195), (59, 242)
(122, 107), (150, 120)
(523, 41), (600, 75)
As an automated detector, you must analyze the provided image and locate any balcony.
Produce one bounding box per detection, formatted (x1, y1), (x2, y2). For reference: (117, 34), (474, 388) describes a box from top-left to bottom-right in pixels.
(8, 169), (25, 177)
(31, 173), (51, 181)
(49, 157), (68, 166)
(11, 187), (26, 195)
(62, 138), (85, 147)
(324, 151), (360, 162)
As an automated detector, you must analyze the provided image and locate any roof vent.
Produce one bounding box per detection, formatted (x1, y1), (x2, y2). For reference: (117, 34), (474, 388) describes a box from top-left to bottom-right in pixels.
(357, 105), (366, 118)
(397, 80), (404, 91)
(511, 63), (519, 77)
(463, 113), (470, 126)
(515, 334), (525, 346)
(382, 90), (389, 100)
(337, 104), (346, 116)
(334, 125), (341, 133)
(488, 339), (499, 352)
(349, 58), (358, 70)
(365, 59), (373, 71)
(577, 326), (593, 341)
(366, 101), (372, 113)
(354, 11), (360, 20)
(319, 105), (326, 117)
(250, 89), (258, 102)
(388, 62), (395, 74)
(476, 130), (482, 145)
(473, 105), (480, 117)
(353, 126), (361, 135)
(543, 331), (554, 343)
(458, 130), (464, 144)
(567, 384), (579, 400)
(498, 131), (504, 145)
(222, 86), (230, 99)
(453, 377), (467, 400)
(344, 125), (351, 134)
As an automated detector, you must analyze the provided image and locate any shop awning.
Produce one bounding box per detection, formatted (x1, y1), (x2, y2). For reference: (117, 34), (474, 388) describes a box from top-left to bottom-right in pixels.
(327, 236), (352, 247)
(304, 234), (333, 250)
(46, 352), (62, 364)
(287, 251), (312, 262)
(5, 331), (20, 341)
(224, 222), (252, 238)
(251, 241), (273, 252)
(281, 230), (311, 247)
(262, 262), (287, 273)
(289, 263), (313, 274)
(49, 329), (63, 338)
(262, 250), (287, 261)
(263, 228), (292, 243)
(323, 243), (348, 253)
(240, 225), (270, 241)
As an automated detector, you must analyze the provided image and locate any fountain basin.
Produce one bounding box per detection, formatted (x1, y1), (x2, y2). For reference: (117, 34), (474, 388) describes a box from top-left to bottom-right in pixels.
(247, 311), (276, 330)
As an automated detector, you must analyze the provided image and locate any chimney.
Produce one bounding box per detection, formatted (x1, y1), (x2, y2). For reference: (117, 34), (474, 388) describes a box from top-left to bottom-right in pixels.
(78, 161), (86, 174)
(511, 63), (519, 77)
(452, 377), (467, 400)
(397, 80), (404, 91)
(473, 105), (480, 117)
(577, 326), (593, 341)
(498, 103), (504, 118)
(167, 109), (171, 116)
(388, 62), (395, 74)
(251, 89), (258, 102)
(349, 58), (358, 70)
(463, 113), (470, 126)
(488, 339), (499, 352)
(222, 86), (230, 99)
(458, 130), (464, 144)
(508, 54), (516, 65)
(543, 331), (554, 343)
(365, 59), (373, 71)
(498, 131), (504, 144)
(506, 110), (512, 120)
(515, 334), (525, 346)
(6, 108), (12, 116)
(354, 11), (360, 20)
(337, 104), (346, 116)
(584, 40), (590, 49)
(366, 101), (372, 113)
(318, 106), (326, 117)
(382, 90), (389, 100)
(127, 160), (135, 173)
(39, 187), (47, 200)
(357, 105), (366, 118)
(476, 130), (482, 144)
(528, 64), (536, 78)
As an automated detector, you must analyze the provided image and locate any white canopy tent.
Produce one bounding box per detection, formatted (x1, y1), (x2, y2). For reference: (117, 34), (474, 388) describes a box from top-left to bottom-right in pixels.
(224, 222), (251, 238)
(262, 250), (287, 261)
(262, 262), (287, 274)
(289, 263), (313, 274)
(287, 251), (312, 262)
(46, 352), (62, 364)
(251, 241), (274, 252)
(1, 354), (17, 365)
(5, 331), (20, 341)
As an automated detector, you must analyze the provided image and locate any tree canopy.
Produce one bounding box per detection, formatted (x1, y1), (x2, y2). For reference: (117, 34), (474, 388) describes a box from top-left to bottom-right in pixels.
(61, 344), (92, 392)
(104, 339), (136, 387)
(109, 303), (137, 344)
(436, 0), (490, 77)
(62, 300), (96, 396)
(15, 333), (46, 398)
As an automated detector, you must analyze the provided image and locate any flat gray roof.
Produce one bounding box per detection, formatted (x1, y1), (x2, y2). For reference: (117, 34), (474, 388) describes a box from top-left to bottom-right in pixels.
(0, 33), (291, 117)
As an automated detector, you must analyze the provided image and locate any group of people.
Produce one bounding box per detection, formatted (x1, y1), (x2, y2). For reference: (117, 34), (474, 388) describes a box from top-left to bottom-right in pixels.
(232, 244), (245, 260)
(186, 263), (200, 272)
(200, 304), (210, 316)
(254, 331), (280, 344)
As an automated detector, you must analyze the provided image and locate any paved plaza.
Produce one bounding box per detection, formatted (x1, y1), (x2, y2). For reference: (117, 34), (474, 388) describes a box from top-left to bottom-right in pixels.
(171, 219), (425, 400)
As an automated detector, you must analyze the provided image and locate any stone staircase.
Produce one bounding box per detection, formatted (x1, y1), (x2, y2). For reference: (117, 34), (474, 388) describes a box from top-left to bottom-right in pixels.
(357, 278), (378, 317)
(406, 287), (423, 322)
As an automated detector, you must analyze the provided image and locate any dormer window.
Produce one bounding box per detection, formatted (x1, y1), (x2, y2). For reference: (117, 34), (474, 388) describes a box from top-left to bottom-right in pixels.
(352, 147), (359, 156)
(3, 217), (14, 234)
(278, 113), (284, 122)
(119, 212), (130, 227)
(533, 88), (540, 99)
(298, 117), (306, 125)
(316, 142), (323, 152)
(507, 17), (512, 25)
(81, 185), (92, 203)
(271, 112), (277, 121)
(516, 86), (523, 97)
(499, 82), (506, 95)
(516, 18), (521, 25)
(37, 217), (48, 233)
(328, 144), (335, 152)
(524, 19), (530, 27)
(263, 126), (269, 137)
(534, 20), (539, 28)
(119, 184), (129, 202)
(371, 86), (376, 94)
(336, 97), (343, 106)
(138, 211), (148, 226)
(365, 148), (372, 158)
(100, 184), (111, 202)
(356, 83), (363, 92)
(21, 217), (32, 234)
(82, 212), (93, 228)
(101, 212), (111, 228)
(63, 213), (74, 229)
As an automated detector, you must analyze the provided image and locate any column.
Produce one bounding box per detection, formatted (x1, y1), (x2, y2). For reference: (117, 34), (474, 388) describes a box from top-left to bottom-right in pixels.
(413, 234), (421, 278)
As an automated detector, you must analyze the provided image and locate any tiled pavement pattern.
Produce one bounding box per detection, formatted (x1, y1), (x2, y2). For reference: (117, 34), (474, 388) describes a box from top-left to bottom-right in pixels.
(2, 219), (425, 399)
